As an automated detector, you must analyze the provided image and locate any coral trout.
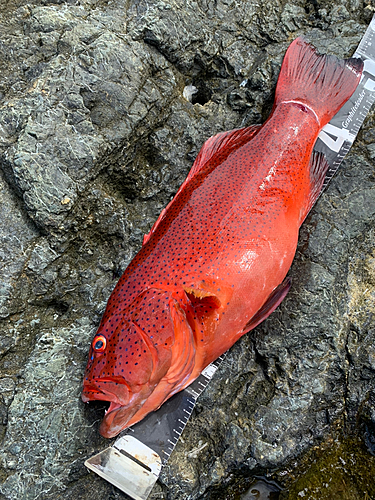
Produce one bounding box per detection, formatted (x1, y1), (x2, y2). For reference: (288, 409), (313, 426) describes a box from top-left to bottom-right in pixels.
(82, 37), (363, 438)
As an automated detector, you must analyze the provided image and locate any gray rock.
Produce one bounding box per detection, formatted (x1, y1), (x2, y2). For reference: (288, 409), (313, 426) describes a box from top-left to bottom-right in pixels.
(0, 0), (374, 499)
(0, 173), (37, 319)
(0, 321), (96, 500)
(0, 2), (180, 231)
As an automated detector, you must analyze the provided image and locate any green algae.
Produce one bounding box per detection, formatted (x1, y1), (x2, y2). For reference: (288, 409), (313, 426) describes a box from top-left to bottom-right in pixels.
(279, 436), (375, 500)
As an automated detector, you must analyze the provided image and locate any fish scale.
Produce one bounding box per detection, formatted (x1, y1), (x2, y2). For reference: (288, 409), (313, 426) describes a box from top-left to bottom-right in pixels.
(103, 127), (261, 314)
(85, 18), (375, 500)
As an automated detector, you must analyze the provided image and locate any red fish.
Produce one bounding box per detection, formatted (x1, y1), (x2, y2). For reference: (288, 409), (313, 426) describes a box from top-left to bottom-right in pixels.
(82, 37), (362, 438)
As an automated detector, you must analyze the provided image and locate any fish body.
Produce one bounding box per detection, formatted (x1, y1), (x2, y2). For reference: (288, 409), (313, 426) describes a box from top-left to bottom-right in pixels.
(82, 37), (363, 438)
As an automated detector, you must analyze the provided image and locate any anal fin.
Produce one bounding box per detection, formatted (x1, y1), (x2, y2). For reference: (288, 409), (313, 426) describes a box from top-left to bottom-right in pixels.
(300, 151), (330, 223)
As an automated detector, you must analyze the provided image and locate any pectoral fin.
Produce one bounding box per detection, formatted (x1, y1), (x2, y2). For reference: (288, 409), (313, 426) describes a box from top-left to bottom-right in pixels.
(243, 277), (291, 333)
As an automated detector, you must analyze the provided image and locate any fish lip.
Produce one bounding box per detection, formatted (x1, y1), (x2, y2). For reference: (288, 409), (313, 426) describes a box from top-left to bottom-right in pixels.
(82, 379), (150, 438)
(100, 403), (137, 438)
(106, 401), (123, 414)
(81, 377), (130, 405)
(94, 376), (130, 386)
(83, 377), (131, 392)
(81, 390), (117, 405)
(81, 384), (127, 422)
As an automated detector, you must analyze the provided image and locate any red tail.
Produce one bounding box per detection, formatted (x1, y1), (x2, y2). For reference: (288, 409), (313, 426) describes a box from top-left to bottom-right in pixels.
(275, 37), (363, 127)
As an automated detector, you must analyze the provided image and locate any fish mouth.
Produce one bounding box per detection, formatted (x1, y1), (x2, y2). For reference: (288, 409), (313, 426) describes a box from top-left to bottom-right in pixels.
(106, 401), (122, 414)
(82, 379), (144, 437)
(100, 402), (141, 438)
(82, 377), (131, 405)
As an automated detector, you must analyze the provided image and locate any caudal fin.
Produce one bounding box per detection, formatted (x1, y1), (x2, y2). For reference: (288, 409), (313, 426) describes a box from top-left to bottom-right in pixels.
(275, 37), (363, 127)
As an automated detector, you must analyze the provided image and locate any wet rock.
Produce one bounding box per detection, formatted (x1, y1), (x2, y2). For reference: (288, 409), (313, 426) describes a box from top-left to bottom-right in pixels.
(0, 1), (374, 500)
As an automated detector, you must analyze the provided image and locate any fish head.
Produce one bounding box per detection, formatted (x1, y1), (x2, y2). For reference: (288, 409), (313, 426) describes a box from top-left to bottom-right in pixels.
(82, 288), (176, 437)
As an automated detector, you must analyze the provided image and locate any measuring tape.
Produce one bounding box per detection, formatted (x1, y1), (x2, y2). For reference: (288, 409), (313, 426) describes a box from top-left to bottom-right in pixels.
(85, 355), (225, 500)
(85, 16), (375, 500)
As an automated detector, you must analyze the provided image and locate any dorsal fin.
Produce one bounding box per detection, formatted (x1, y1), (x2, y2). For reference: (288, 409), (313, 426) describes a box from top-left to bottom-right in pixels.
(143, 125), (261, 245)
(186, 125), (262, 182)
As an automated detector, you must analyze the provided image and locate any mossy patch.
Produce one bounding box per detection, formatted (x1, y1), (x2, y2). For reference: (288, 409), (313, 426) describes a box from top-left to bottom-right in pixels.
(279, 435), (375, 500)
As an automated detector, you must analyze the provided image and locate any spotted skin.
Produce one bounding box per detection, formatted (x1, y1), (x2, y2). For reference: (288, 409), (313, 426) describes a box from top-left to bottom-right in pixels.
(82, 37), (363, 438)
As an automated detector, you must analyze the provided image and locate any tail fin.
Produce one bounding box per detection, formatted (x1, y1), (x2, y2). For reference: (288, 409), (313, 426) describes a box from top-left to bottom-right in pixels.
(275, 37), (363, 127)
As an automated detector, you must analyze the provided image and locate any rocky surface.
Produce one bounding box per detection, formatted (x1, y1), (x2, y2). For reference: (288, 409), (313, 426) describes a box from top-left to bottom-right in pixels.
(0, 1), (375, 499)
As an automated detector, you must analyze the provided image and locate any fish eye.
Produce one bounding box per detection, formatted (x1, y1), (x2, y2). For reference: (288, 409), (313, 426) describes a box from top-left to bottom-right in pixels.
(92, 335), (106, 352)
